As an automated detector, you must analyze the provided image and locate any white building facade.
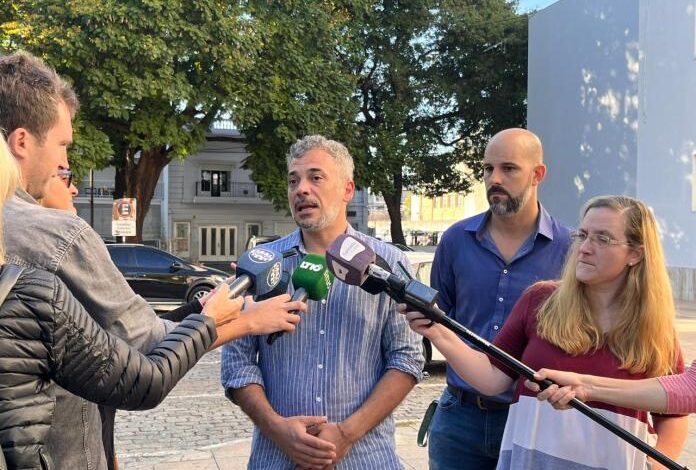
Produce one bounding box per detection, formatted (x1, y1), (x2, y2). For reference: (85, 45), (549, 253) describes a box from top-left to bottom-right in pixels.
(528, 0), (696, 299)
(75, 126), (369, 268)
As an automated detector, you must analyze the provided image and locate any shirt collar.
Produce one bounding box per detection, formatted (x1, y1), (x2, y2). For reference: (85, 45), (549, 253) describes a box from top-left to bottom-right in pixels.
(15, 188), (39, 205)
(464, 202), (555, 241)
(289, 224), (358, 255)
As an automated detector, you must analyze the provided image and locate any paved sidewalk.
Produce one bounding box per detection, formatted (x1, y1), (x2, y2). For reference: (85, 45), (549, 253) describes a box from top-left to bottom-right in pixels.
(121, 306), (696, 470)
(136, 422), (427, 470)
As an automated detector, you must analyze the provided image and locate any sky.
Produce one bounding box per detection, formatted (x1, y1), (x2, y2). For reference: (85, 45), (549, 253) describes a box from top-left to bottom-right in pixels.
(516, 0), (557, 12)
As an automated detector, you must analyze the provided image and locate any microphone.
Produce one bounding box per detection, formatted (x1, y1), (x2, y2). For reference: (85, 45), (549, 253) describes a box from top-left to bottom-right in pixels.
(325, 234), (445, 320)
(267, 253), (334, 345)
(255, 270), (291, 301)
(226, 247), (284, 298)
(324, 235), (687, 470)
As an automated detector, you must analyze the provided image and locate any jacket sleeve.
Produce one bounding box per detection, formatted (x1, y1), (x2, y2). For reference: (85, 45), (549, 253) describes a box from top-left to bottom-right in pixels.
(56, 223), (174, 351)
(50, 276), (217, 410)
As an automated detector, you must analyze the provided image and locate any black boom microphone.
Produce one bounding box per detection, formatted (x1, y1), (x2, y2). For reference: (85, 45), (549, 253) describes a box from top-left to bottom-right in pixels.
(324, 234), (688, 470)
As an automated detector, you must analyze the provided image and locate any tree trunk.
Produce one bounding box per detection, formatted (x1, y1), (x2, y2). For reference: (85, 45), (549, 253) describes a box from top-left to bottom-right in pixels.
(382, 171), (406, 245)
(114, 147), (171, 243)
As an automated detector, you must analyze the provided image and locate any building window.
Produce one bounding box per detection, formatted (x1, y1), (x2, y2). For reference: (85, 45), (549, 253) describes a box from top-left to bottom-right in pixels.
(173, 222), (190, 258)
(199, 225), (237, 261)
(246, 223), (261, 241)
(200, 170), (230, 197)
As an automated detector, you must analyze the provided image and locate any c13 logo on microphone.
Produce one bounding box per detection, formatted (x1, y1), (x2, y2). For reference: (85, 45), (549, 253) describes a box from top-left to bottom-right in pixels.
(249, 248), (275, 263)
(300, 261), (323, 272)
(266, 262), (282, 287)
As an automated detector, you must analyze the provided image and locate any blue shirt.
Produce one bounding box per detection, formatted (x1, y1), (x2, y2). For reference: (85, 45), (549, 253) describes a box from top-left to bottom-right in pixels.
(431, 204), (571, 402)
(221, 225), (424, 469)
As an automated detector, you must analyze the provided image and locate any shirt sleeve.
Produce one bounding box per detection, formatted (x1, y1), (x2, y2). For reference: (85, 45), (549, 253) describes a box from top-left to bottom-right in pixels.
(220, 334), (264, 392)
(657, 361), (696, 414)
(56, 224), (173, 353)
(490, 287), (536, 379)
(431, 231), (455, 316)
(380, 251), (425, 382)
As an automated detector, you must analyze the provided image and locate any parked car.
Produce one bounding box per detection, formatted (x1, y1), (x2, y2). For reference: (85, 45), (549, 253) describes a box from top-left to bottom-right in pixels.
(106, 244), (228, 303)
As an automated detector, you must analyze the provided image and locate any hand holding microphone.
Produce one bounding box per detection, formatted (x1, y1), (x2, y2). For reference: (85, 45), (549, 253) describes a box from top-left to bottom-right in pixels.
(324, 235), (688, 470)
(267, 254), (334, 345)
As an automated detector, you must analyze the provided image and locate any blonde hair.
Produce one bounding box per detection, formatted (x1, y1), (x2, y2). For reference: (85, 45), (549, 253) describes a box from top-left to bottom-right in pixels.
(0, 135), (21, 264)
(536, 195), (679, 377)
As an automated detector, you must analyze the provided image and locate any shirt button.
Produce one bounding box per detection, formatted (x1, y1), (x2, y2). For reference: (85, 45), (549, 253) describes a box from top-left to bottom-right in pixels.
(319, 330), (325, 335)
(317, 364), (323, 369)
(321, 299), (327, 305)
(316, 396), (322, 402)
(493, 325), (500, 330)
(503, 269), (508, 274)
(498, 297), (504, 302)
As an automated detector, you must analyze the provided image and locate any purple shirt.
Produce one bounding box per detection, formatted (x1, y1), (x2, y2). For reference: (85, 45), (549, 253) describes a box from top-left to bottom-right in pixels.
(431, 203), (571, 402)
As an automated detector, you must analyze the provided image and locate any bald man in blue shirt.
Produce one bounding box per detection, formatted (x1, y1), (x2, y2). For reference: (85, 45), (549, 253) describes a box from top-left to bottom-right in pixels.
(428, 128), (571, 470)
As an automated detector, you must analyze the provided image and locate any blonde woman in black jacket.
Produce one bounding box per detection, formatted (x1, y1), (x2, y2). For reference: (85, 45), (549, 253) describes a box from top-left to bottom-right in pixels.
(0, 138), (306, 469)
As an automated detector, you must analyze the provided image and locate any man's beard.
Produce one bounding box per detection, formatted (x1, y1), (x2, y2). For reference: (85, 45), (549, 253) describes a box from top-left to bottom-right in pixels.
(487, 182), (532, 217)
(291, 200), (341, 232)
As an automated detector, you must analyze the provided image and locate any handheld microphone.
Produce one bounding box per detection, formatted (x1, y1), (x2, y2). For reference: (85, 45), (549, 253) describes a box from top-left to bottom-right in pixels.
(325, 234), (440, 312)
(324, 234), (687, 470)
(255, 270), (290, 301)
(267, 253), (334, 345)
(226, 247), (284, 298)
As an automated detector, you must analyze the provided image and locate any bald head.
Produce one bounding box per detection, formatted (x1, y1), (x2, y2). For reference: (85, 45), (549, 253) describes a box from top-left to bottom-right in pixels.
(482, 128), (546, 218)
(485, 128), (543, 165)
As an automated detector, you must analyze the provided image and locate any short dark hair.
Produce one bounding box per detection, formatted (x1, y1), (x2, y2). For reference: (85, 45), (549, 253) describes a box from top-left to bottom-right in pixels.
(0, 51), (79, 142)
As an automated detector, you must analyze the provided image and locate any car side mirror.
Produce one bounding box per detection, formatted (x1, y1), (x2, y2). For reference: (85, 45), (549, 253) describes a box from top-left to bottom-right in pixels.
(170, 261), (186, 272)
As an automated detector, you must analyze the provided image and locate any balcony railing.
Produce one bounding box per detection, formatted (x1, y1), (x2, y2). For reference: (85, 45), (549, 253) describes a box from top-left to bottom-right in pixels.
(76, 180), (164, 199)
(195, 181), (261, 198)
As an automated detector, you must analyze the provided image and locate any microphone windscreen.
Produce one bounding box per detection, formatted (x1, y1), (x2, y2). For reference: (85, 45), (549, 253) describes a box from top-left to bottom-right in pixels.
(292, 253), (334, 301)
(326, 234), (376, 286)
(235, 247), (284, 296)
(360, 254), (392, 295)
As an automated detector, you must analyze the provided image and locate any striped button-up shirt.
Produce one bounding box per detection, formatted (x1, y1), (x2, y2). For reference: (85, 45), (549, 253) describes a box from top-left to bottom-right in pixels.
(221, 226), (424, 469)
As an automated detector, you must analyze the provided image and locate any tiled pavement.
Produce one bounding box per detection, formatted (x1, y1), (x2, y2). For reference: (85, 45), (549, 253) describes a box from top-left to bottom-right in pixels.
(117, 305), (696, 469)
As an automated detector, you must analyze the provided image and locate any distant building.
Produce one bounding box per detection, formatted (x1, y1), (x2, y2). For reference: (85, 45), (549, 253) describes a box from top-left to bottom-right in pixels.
(368, 182), (487, 244)
(528, 0), (696, 299)
(75, 124), (369, 265)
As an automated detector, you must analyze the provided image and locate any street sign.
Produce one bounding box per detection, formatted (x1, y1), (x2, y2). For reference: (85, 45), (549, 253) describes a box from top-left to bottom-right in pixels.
(112, 198), (137, 237)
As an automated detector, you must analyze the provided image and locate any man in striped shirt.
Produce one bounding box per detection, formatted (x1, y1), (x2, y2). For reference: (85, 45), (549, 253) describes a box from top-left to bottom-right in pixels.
(221, 135), (424, 469)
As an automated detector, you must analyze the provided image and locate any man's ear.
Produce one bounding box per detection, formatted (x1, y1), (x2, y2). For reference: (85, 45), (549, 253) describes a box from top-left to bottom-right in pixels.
(343, 179), (355, 203)
(6, 128), (31, 161)
(532, 163), (547, 186)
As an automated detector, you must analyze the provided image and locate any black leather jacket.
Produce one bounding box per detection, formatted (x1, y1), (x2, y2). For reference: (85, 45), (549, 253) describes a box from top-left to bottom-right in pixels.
(0, 267), (217, 469)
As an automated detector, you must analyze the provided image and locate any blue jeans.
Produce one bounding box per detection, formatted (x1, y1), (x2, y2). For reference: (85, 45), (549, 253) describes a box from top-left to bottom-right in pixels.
(428, 388), (509, 470)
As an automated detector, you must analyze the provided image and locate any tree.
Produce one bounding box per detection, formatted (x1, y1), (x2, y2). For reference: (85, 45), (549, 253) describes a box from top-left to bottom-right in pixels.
(348, 0), (528, 243)
(2, 1), (527, 244)
(242, 0), (528, 244)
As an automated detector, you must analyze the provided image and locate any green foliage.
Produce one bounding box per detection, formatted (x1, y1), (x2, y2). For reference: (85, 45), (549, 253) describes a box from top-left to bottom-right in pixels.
(242, 0), (528, 218)
(2, 0), (527, 237)
(237, 1), (364, 211)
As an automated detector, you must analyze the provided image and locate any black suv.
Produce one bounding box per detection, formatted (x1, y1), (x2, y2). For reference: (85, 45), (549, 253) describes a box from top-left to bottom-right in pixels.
(106, 244), (228, 302)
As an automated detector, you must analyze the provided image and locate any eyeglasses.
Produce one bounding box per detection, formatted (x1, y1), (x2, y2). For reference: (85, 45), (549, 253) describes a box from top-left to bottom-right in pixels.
(570, 230), (632, 248)
(57, 169), (73, 188)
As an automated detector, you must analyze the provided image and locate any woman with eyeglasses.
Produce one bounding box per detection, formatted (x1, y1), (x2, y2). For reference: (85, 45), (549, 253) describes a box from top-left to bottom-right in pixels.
(0, 137), (307, 470)
(40, 167), (78, 213)
(400, 195), (687, 469)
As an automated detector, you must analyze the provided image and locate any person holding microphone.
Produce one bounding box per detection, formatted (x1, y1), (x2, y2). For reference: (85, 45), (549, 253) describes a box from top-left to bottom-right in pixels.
(401, 195), (687, 470)
(526, 363), (696, 415)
